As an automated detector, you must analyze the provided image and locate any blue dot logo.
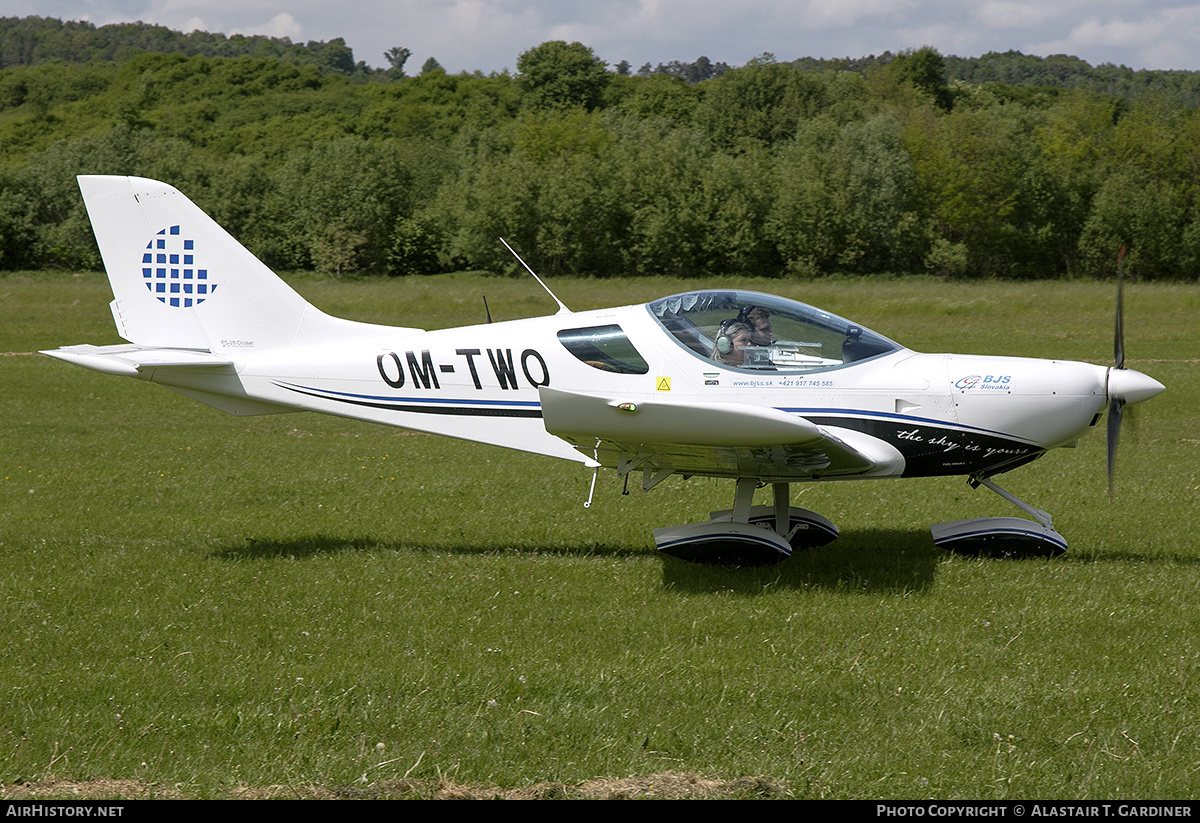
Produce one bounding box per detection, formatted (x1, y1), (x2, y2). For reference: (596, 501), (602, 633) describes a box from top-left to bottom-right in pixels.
(141, 225), (216, 308)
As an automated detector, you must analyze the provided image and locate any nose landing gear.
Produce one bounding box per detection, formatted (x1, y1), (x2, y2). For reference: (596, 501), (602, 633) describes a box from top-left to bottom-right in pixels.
(931, 475), (1067, 558)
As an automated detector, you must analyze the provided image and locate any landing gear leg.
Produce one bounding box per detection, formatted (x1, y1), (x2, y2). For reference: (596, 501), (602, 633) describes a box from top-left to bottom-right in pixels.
(710, 481), (839, 551)
(772, 482), (789, 537)
(930, 475), (1067, 557)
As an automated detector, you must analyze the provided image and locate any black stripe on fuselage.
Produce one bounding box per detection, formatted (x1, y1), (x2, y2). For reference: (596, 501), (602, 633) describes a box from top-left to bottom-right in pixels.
(275, 383), (544, 418)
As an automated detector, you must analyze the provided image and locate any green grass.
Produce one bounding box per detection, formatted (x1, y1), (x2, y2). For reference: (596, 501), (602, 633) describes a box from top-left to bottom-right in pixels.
(1, 272), (1197, 798)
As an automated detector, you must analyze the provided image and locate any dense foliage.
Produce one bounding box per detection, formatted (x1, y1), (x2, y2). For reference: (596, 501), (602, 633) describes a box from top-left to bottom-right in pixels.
(2, 17), (1200, 281)
(0, 16), (370, 75)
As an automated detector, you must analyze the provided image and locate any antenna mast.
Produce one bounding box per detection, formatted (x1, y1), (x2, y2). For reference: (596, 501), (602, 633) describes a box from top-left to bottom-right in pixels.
(500, 238), (571, 315)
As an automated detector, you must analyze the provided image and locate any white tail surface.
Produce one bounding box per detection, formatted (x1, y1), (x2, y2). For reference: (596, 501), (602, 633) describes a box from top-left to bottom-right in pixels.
(79, 176), (386, 353)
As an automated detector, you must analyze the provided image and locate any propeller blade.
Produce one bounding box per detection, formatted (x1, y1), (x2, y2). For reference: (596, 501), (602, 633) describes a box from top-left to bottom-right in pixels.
(1106, 398), (1122, 500)
(1114, 245), (1126, 370)
(1105, 245), (1164, 498)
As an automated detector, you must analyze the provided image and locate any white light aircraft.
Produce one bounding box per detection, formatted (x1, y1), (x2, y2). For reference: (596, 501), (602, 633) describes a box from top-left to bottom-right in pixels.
(44, 176), (1166, 564)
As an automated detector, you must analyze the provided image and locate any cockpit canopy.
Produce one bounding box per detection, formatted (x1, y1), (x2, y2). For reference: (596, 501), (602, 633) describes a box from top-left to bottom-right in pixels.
(648, 290), (901, 372)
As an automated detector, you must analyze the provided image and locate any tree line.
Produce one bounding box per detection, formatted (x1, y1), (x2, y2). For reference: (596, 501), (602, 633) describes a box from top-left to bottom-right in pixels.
(9, 16), (1200, 103)
(1, 26), (1199, 281)
(0, 16), (369, 76)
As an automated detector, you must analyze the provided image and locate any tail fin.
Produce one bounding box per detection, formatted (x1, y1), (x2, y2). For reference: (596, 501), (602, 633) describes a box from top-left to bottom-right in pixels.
(78, 176), (352, 353)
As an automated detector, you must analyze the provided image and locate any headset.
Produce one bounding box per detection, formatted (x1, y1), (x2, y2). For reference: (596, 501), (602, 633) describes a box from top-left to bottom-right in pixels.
(715, 307), (761, 355)
(715, 318), (749, 355)
(715, 321), (734, 355)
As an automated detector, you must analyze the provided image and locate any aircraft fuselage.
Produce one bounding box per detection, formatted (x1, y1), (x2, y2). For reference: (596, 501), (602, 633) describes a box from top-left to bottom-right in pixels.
(138, 300), (1118, 483)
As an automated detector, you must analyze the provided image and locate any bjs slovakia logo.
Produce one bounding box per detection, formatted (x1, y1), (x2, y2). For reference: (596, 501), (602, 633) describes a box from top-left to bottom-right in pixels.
(141, 225), (217, 308)
(955, 375), (1012, 390)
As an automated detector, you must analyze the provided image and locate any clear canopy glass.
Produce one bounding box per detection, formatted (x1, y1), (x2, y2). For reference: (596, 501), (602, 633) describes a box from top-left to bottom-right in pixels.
(647, 290), (902, 372)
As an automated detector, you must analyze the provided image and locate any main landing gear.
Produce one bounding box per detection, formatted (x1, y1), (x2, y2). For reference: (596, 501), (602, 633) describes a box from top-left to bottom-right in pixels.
(651, 473), (1068, 566)
(930, 475), (1067, 558)
(653, 479), (839, 566)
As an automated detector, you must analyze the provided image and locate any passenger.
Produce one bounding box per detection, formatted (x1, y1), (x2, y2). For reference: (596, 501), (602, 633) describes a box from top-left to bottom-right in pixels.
(712, 320), (754, 367)
(743, 307), (773, 346)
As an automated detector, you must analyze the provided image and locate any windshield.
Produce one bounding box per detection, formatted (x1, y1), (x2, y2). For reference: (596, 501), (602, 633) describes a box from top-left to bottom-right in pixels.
(647, 290), (901, 372)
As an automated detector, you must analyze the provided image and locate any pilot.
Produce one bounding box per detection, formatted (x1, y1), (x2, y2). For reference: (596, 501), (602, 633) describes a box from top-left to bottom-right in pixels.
(743, 306), (773, 346)
(712, 320), (754, 366)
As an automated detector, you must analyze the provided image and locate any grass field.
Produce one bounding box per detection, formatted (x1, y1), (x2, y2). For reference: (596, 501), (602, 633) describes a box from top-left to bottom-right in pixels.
(1, 271), (1197, 799)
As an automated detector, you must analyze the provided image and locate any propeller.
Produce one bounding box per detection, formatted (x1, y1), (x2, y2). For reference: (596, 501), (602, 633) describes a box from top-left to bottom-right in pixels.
(1105, 245), (1165, 498)
(1106, 246), (1125, 497)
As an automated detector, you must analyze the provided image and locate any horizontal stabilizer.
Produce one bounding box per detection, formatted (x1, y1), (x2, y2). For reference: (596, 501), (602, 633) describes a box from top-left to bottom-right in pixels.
(40, 344), (232, 376)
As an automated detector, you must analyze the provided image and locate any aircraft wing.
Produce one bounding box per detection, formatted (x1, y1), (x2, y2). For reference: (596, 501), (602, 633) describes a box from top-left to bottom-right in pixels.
(539, 387), (904, 481)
